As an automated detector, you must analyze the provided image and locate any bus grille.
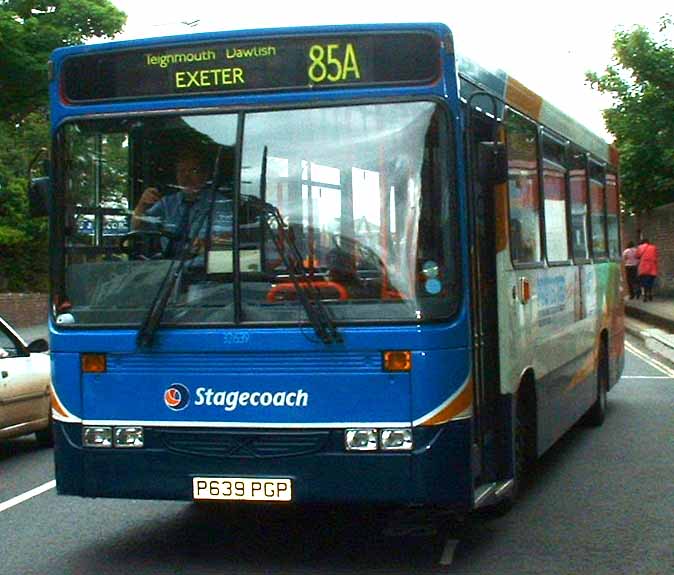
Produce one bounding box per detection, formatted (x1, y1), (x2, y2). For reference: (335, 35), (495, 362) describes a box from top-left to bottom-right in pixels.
(158, 429), (331, 458)
(108, 353), (380, 374)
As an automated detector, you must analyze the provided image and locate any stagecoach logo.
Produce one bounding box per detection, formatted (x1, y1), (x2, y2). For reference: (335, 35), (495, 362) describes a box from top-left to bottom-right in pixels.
(164, 384), (190, 411)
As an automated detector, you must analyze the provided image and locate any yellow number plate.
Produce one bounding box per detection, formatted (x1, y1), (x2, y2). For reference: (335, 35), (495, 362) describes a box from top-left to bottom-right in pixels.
(192, 477), (292, 502)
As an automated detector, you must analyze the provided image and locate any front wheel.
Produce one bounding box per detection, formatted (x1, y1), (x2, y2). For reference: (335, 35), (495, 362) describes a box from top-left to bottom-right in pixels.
(486, 390), (535, 516)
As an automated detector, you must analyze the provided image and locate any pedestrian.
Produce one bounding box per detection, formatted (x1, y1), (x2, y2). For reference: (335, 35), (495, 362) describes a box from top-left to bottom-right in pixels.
(636, 238), (659, 302)
(622, 241), (640, 299)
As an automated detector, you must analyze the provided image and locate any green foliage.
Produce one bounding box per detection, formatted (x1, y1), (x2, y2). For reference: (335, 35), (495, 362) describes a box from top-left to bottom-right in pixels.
(0, 119), (49, 291)
(0, 1), (126, 122)
(587, 16), (674, 212)
(0, 1), (126, 291)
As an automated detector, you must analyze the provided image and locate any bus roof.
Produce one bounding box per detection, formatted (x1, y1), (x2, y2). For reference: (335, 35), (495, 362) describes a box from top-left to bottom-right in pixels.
(457, 54), (616, 165)
(51, 23), (615, 165)
(52, 22), (451, 57)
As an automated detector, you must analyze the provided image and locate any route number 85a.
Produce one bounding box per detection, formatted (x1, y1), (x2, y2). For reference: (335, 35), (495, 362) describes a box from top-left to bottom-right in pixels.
(308, 43), (361, 83)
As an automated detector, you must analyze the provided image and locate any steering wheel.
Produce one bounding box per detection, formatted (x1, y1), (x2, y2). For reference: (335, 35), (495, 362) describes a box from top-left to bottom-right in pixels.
(119, 229), (177, 259)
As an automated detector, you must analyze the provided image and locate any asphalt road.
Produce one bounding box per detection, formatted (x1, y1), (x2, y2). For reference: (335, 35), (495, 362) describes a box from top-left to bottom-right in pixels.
(1, 336), (673, 575)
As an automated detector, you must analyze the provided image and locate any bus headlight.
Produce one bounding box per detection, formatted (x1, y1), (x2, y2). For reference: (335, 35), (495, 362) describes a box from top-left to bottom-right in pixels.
(82, 426), (113, 448)
(380, 428), (413, 451)
(344, 429), (378, 451)
(113, 426), (144, 448)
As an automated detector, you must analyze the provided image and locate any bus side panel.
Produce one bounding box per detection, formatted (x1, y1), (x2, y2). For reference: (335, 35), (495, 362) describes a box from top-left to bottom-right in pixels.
(587, 261), (624, 392)
(497, 261), (601, 455)
(533, 266), (595, 453)
(606, 262), (625, 389)
(535, 350), (594, 455)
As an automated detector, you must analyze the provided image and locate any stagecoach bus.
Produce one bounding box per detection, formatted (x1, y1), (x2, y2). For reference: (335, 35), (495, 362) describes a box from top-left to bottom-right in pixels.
(34, 23), (623, 510)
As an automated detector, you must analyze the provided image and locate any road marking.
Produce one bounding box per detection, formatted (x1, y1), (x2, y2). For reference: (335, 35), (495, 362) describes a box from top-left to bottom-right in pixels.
(621, 376), (674, 380)
(625, 341), (674, 377)
(0, 480), (55, 513)
(439, 538), (459, 566)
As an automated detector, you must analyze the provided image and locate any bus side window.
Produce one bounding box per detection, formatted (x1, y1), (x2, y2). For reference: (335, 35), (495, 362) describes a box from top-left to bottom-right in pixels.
(606, 172), (620, 259)
(589, 161), (607, 259)
(505, 109), (541, 264)
(541, 133), (570, 263)
(569, 146), (590, 261)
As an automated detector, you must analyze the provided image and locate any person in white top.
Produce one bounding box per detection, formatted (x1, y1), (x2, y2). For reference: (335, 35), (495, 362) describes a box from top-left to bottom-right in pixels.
(622, 241), (640, 299)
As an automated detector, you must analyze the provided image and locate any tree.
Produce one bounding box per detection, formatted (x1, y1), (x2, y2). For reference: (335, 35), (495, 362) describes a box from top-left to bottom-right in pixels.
(0, 1), (126, 291)
(587, 16), (674, 213)
(0, 1), (126, 122)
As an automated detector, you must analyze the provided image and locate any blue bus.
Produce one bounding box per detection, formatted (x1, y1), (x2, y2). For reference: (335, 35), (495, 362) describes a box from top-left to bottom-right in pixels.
(36, 23), (623, 510)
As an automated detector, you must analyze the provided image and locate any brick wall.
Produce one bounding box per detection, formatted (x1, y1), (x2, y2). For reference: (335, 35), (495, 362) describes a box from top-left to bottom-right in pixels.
(623, 202), (674, 295)
(0, 293), (48, 328)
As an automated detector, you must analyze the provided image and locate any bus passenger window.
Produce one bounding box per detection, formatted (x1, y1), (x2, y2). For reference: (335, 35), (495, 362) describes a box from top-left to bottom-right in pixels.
(506, 110), (541, 264)
(589, 161), (607, 258)
(606, 172), (620, 259)
(569, 147), (590, 261)
(542, 134), (569, 262)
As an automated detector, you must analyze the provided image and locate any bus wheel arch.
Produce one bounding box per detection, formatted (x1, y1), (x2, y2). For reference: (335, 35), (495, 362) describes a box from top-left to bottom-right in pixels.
(485, 371), (537, 515)
(585, 331), (609, 427)
(515, 370), (538, 474)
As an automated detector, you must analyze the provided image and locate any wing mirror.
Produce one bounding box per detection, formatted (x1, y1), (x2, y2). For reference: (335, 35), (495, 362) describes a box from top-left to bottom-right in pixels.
(26, 148), (51, 218)
(27, 339), (49, 353)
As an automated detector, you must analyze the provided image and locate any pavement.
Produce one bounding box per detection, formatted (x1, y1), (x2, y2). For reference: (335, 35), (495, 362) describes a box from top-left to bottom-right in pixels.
(624, 294), (674, 363)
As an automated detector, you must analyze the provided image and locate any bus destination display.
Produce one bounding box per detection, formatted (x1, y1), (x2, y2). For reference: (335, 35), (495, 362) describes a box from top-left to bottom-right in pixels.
(62, 33), (441, 102)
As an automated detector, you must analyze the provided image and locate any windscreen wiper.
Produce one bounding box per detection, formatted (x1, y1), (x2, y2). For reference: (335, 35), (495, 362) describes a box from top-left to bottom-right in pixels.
(244, 147), (341, 344)
(137, 149), (225, 348)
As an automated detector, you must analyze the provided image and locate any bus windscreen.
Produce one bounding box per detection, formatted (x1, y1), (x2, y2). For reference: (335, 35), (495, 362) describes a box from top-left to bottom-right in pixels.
(61, 32), (441, 102)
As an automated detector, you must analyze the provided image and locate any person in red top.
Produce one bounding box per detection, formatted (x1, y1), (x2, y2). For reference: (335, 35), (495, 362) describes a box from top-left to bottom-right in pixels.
(636, 238), (659, 301)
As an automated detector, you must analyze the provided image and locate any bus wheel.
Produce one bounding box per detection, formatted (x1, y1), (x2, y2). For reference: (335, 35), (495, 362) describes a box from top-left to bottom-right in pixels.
(487, 389), (535, 516)
(585, 343), (608, 427)
(513, 389), (535, 494)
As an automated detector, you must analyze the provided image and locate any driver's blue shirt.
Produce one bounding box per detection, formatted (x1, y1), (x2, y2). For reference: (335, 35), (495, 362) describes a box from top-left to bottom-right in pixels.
(145, 188), (233, 241)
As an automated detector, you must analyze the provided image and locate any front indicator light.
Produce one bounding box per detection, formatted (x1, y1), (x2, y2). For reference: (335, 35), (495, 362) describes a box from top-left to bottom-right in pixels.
(81, 353), (106, 373)
(344, 429), (378, 451)
(383, 351), (411, 372)
(113, 427), (144, 448)
(83, 426), (112, 448)
(380, 428), (413, 451)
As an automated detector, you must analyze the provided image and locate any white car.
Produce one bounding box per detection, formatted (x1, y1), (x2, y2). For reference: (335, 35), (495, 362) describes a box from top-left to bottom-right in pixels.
(0, 316), (52, 445)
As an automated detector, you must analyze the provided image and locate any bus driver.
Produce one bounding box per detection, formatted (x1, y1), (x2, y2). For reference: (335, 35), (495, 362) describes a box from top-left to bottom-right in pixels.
(132, 149), (234, 256)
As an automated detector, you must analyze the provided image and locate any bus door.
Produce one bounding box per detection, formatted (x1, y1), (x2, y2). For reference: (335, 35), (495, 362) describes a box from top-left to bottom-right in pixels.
(467, 105), (504, 484)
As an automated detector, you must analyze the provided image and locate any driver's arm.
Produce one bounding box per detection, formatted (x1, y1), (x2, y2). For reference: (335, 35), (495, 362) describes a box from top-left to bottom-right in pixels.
(132, 187), (161, 229)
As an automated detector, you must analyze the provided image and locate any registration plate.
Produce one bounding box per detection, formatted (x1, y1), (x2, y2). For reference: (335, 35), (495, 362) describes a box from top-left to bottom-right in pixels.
(193, 477), (292, 502)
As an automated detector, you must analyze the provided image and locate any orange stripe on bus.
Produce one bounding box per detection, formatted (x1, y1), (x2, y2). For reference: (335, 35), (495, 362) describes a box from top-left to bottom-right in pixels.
(50, 387), (70, 418)
(420, 382), (473, 426)
(505, 77), (543, 120)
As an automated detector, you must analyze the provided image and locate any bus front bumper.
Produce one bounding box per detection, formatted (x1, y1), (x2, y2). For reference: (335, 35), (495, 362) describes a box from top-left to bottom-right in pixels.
(54, 420), (473, 509)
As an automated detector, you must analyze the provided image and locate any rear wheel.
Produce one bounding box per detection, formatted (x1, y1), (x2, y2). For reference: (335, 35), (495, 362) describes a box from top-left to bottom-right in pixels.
(585, 342), (608, 427)
(512, 388), (536, 495)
